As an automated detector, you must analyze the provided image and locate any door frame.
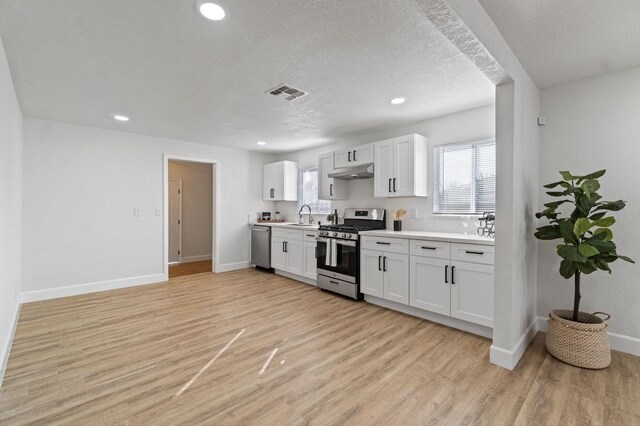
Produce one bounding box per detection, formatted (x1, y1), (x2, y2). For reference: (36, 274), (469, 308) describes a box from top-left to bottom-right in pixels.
(163, 154), (219, 277)
(168, 178), (183, 264)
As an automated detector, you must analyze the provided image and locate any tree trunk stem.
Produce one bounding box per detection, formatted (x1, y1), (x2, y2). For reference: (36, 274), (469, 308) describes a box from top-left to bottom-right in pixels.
(573, 272), (581, 322)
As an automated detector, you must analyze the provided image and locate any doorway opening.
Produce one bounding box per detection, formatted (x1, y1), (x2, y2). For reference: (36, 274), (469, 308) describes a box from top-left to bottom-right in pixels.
(164, 155), (218, 279)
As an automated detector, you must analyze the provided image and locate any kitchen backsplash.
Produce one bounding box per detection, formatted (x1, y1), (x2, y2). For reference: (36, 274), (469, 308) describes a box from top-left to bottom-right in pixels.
(274, 178), (481, 234)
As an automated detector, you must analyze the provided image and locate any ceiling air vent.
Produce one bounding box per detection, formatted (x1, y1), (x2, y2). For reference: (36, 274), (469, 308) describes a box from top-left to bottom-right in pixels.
(266, 84), (307, 101)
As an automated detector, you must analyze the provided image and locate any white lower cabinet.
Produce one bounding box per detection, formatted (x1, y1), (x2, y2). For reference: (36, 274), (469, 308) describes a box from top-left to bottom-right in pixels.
(363, 236), (494, 330)
(409, 256), (451, 316)
(360, 248), (409, 304)
(303, 240), (317, 279)
(271, 229), (309, 277)
(450, 261), (494, 327)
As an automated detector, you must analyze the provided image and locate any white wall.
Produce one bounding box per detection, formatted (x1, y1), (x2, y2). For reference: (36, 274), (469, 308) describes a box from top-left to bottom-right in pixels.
(168, 161), (213, 261)
(276, 105), (495, 231)
(538, 66), (640, 340)
(21, 119), (276, 298)
(0, 35), (23, 385)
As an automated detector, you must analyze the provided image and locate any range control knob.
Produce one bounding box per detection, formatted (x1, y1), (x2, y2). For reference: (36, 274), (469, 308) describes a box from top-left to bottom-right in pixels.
(342, 233), (348, 238)
(332, 232), (338, 237)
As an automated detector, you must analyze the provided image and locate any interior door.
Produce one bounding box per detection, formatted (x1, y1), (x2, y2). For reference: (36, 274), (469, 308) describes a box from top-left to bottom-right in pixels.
(383, 252), (409, 304)
(168, 179), (183, 263)
(409, 256), (450, 315)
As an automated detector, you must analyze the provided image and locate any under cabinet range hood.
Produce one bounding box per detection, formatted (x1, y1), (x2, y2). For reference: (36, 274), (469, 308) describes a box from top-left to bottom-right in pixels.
(328, 164), (374, 180)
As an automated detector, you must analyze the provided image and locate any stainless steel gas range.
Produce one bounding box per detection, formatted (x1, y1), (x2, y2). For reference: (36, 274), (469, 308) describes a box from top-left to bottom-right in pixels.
(316, 208), (386, 299)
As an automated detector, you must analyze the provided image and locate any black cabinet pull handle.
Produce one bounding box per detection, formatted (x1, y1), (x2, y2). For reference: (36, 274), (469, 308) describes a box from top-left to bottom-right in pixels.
(445, 265), (449, 283)
(330, 183), (333, 196)
(348, 151), (351, 162)
(282, 241), (285, 252)
(376, 241), (391, 245)
(383, 256), (387, 272)
(270, 188), (274, 198)
(329, 280), (340, 286)
(465, 250), (484, 255)
(421, 246), (436, 250)
(451, 266), (455, 284)
(393, 178), (397, 192)
(388, 178), (392, 193)
(353, 150), (356, 162)
(378, 255), (382, 271)
(306, 234), (315, 237)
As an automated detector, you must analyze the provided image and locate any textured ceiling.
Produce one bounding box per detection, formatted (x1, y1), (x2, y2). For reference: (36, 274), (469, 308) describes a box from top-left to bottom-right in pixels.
(0, 0), (494, 152)
(478, 0), (640, 89)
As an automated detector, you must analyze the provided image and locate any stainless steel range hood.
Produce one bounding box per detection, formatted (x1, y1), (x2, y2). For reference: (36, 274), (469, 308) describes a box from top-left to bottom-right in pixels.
(328, 164), (374, 180)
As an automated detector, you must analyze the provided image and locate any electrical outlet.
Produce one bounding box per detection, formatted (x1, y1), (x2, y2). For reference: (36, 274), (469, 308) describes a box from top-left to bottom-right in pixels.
(155, 208), (162, 217)
(134, 208), (141, 217)
(411, 208), (419, 219)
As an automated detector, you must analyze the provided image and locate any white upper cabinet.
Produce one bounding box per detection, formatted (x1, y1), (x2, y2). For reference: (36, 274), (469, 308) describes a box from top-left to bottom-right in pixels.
(263, 161), (298, 201)
(318, 152), (347, 200)
(334, 143), (374, 169)
(374, 134), (428, 198)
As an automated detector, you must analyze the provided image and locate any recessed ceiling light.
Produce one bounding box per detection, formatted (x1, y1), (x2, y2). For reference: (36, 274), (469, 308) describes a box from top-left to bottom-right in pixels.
(390, 97), (406, 105)
(199, 2), (226, 21)
(112, 114), (129, 122)
(257, 141), (267, 146)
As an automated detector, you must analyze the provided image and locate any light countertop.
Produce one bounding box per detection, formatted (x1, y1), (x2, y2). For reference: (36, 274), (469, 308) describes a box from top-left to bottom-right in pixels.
(251, 222), (320, 231)
(359, 230), (494, 246)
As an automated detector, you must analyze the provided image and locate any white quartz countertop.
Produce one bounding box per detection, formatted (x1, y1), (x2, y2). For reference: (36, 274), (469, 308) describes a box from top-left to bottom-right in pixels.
(359, 230), (494, 246)
(250, 222), (320, 231)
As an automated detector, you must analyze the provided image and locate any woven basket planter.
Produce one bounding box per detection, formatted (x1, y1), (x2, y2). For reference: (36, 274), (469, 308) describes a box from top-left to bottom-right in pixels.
(546, 310), (611, 369)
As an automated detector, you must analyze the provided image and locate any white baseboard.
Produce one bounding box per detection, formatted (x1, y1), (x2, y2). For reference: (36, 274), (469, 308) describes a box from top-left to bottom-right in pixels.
(215, 261), (250, 273)
(364, 295), (493, 339)
(180, 254), (212, 263)
(21, 273), (167, 303)
(490, 318), (538, 370)
(274, 269), (317, 286)
(1, 301), (21, 389)
(537, 316), (640, 357)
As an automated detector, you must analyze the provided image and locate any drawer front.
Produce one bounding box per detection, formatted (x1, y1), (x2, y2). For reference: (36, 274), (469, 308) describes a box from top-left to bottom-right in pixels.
(303, 231), (318, 243)
(451, 243), (495, 265)
(272, 228), (287, 239)
(317, 274), (357, 299)
(409, 240), (451, 260)
(286, 229), (304, 241)
(361, 236), (409, 254)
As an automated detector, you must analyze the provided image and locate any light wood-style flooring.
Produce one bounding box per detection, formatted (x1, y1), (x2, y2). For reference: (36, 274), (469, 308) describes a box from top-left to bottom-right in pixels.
(1, 269), (638, 425)
(169, 260), (212, 278)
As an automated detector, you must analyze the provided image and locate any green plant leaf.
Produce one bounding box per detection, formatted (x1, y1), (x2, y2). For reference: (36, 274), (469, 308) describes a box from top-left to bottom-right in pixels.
(594, 228), (613, 241)
(578, 243), (599, 257)
(585, 238), (616, 253)
(595, 200), (626, 211)
(544, 200), (569, 208)
(581, 179), (601, 199)
(546, 191), (568, 197)
(593, 217), (616, 227)
(593, 257), (612, 272)
(573, 217), (592, 237)
(559, 220), (579, 245)
(543, 181), (571, 189)
(576, 261), (598, 274)
(589, 212), (607, 221)
(617, 255), (635, 263)
(534, 225), (561, 240)
(559, 259), (576, 278)
(558, 245), (586, 263)
(581, 169), (606, 180)
(559, 171), (575, 181)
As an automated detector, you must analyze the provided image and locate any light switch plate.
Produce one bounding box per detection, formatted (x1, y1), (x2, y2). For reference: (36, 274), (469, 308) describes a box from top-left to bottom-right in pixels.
(411, 208), (419, 219)
(134, 208), (141, 217)
(155, 208), (162, 216)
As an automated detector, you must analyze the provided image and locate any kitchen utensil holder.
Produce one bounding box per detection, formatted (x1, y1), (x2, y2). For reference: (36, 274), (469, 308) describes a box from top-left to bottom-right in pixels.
(393, 220), (402, 231)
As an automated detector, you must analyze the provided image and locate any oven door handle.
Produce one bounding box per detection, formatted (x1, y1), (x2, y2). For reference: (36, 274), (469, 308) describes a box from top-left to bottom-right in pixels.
(335, 239), (357, 247)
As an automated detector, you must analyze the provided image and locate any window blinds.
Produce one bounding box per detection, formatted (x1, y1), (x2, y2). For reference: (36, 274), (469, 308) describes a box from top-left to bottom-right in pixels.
(433, 140), (496, 214)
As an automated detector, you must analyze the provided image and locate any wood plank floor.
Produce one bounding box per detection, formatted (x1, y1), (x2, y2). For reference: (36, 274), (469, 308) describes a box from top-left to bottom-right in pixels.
(168, 260), (212, 278)
(1, 269), (638, 425)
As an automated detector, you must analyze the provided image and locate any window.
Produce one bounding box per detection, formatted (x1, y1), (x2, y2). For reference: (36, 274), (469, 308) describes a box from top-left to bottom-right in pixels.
(298, 167), (331, 214)
(433, 139), (496, 214)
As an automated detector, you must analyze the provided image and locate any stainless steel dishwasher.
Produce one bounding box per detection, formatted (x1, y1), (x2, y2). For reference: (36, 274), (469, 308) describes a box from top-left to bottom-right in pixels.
(250, 225), (273, 271)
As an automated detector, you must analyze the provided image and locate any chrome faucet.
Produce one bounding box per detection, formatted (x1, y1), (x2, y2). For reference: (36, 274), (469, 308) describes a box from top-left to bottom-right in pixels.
(298, 204), (314, 224)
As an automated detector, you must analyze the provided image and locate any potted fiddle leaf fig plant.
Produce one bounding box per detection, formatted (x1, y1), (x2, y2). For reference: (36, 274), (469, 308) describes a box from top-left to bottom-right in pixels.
(535, 169), (634, 369)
